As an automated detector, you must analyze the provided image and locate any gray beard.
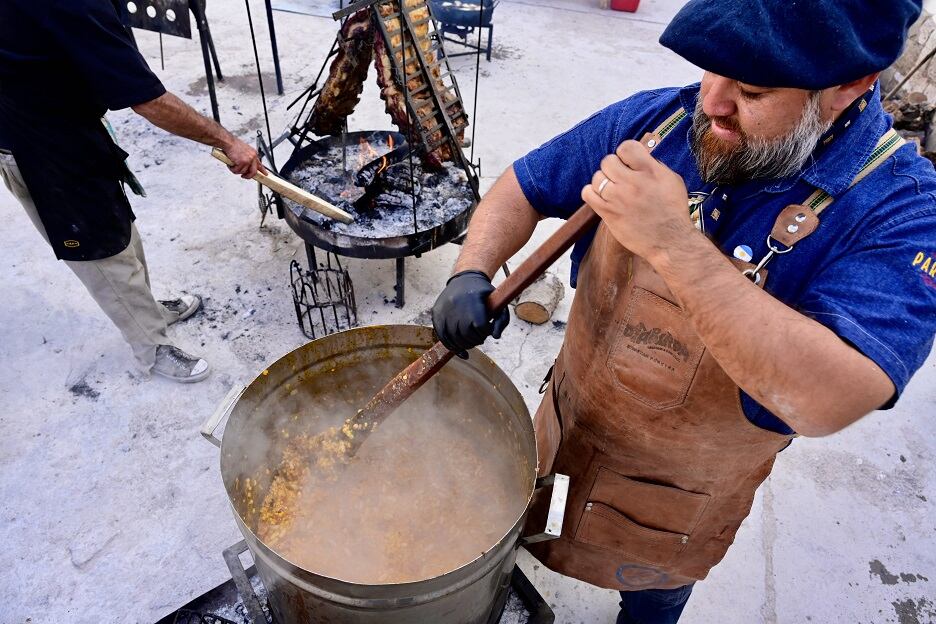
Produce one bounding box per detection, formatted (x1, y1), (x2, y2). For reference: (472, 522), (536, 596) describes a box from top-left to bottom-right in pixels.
(690, 91), (832, 185)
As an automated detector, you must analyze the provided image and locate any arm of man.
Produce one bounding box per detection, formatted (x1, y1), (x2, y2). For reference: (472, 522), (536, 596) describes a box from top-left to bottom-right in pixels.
(132, 92), (265, 178)
(44, 0), (262, 178)
(453, 166), (541, 277)
(585, 141), (895, 437)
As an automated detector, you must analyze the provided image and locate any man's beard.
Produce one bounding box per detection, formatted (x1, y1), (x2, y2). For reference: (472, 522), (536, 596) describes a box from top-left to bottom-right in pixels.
(690, 91), (831, 185)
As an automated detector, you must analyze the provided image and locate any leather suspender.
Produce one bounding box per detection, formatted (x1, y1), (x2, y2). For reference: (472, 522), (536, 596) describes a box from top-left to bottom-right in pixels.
(638, 106), (906, 283)
(743, 128), (905, 283)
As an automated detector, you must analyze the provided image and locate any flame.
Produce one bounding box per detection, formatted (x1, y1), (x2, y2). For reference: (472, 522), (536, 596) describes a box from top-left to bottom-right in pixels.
(358, 137), (379, 170)
(358, 135), (394, 177)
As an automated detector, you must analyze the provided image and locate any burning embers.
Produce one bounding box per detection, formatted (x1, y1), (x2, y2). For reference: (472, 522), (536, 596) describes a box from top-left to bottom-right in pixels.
(281, 131), (473, 239)
(354, 133), (403, 187)
(276, 0), (479, 252)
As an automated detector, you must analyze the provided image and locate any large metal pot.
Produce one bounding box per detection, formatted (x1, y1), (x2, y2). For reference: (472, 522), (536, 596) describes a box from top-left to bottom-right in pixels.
(201, 325), (567, 624)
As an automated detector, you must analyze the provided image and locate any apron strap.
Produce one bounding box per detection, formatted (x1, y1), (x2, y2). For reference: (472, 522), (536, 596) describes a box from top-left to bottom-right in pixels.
(640, 107), (689, 153)
(745, 128), (906, 283)
(801, 128), (906, 215)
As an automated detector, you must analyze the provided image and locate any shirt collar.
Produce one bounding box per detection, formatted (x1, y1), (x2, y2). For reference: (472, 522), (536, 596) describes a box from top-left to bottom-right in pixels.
(676, 82), (889, 199)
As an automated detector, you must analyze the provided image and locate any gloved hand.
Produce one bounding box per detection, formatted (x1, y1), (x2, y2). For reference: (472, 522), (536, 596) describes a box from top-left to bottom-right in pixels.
(432, 270), (510, 358)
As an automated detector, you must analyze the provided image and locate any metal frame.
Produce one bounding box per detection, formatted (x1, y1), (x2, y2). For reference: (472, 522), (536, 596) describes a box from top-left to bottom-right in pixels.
(214, 539), (554, 624)
(290, 256), (358, 338)
(437, 22), (494, 62)
(370, 0), (479, 197)
(253, 0), (485, 310)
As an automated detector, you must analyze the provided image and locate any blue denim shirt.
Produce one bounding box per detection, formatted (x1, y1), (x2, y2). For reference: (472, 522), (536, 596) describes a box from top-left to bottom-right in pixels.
(514, 84), (936, 434)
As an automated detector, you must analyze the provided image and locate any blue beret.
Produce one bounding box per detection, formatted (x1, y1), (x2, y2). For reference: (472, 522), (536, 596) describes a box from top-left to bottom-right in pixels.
(660, 0), (923, 90)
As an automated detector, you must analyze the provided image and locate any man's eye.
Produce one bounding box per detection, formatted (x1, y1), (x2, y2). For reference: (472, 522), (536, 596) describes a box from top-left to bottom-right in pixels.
(739, 88), (764, 101)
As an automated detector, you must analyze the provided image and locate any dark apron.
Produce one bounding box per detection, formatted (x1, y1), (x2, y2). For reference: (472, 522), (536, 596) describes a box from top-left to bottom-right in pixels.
(0, 93), (136, 261)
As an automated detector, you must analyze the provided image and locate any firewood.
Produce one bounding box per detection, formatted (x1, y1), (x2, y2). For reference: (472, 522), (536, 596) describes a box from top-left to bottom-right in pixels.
(513, 272), (564, 325)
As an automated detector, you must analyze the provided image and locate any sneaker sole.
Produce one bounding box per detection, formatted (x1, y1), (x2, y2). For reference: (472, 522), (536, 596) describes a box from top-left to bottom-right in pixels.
(153, 361), (211, 384)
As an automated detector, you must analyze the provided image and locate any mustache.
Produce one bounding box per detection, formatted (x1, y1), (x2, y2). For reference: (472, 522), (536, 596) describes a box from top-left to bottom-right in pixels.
(706, 114), (744, 137)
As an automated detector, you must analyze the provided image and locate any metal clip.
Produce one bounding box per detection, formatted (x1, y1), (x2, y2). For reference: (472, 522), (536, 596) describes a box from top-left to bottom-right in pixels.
(743, 234), (794, 284)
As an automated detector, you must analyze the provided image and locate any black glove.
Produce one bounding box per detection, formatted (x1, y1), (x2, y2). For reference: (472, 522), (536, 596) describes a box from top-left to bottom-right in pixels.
(432, 270), (510, 358)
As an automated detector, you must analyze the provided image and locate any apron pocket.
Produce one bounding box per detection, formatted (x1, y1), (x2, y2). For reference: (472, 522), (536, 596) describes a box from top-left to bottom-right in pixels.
(589, 467), (710, 535)
(577, 502), (688, 567)
(574, 466), (710, 567)
(606, 287), (705, 409)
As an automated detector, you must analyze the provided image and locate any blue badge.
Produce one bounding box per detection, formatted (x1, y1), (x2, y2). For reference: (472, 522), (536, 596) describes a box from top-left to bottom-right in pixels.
(733, 244), (753, 262)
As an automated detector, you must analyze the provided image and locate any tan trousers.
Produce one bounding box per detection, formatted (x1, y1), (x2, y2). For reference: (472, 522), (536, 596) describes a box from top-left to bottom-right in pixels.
(0, 152), (178, 371)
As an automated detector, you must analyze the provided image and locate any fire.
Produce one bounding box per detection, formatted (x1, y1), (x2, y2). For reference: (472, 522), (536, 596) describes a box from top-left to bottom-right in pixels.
(357, 135), (394, 177)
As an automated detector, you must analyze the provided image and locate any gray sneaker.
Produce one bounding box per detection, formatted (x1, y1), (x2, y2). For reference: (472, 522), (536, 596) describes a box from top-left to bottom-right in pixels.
(153, 345), (211, 383)
(160, 294), (201, 325)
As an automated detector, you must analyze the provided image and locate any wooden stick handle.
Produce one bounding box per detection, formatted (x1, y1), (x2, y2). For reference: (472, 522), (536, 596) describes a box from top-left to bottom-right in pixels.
(211, 148), (354, 224)
(351, 204), (601, 433)
(487, 204), (599, 312)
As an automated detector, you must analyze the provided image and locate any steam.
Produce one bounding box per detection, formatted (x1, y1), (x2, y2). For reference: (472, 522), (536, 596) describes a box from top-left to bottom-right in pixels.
(228, 349), (535, 585)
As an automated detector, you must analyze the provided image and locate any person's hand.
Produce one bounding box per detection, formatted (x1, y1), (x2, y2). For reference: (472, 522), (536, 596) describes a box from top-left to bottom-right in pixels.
(581, 140), (696, 264)
(221, 137), (267, 179)
(432, 270), (510, 358)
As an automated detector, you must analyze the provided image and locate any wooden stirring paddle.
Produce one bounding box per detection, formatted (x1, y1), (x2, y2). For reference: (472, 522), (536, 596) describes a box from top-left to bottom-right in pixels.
(342, 204), (601, 456)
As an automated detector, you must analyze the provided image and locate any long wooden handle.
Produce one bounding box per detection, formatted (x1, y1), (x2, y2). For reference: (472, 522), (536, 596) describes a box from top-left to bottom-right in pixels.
(486, 204), (599, 312)
(348, 204), (601, 447)
(211, 148), (354, 224)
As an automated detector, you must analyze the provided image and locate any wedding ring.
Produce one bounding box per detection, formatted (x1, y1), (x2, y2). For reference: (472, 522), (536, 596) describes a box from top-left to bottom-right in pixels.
(597, 177), (610, 198)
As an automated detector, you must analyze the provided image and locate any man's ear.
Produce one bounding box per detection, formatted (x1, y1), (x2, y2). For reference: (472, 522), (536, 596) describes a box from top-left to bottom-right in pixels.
(826, 73), (881, 115)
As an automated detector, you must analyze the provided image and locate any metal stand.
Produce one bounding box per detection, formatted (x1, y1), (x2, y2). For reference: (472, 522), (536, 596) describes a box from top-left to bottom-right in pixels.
(304, 243), (406, 310)
(263, 0), (285, 95)
(291, 252), (358, 339)
(190, 0), (224, 122)
(220, 538), (554, 624)
(394, 257), (406, 308)
(222, 541), (269, 624)
(438, 23), (493, 61)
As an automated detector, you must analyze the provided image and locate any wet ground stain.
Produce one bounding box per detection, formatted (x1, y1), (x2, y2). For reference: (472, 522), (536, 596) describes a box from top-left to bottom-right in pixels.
(892, 596), (935, 624)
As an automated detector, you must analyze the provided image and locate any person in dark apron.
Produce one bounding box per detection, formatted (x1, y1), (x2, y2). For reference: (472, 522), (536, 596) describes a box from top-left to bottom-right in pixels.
(0, 0), (264, 383)
(432, 1), (936, 622)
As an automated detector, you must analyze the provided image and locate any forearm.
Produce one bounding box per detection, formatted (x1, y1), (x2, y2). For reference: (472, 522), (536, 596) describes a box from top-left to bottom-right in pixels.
(132, 92), (236, 149)
(453, 166), (540, 278)
(649, 231), (894, 436)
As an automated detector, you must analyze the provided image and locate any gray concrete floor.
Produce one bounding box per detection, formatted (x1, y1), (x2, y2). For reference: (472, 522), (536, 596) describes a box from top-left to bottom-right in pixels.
(0, 1), (933, 622)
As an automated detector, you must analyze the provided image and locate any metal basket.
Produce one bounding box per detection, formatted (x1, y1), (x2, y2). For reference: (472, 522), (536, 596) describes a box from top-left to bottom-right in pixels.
(290, 257), (358, 339)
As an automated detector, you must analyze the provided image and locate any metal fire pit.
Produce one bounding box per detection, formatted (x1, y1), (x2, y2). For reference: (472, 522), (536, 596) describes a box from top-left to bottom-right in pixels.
(278, 131), (475, 261)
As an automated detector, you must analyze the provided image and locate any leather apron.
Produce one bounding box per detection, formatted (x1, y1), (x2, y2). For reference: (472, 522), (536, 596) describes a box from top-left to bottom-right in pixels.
(524, 114), (905, 591)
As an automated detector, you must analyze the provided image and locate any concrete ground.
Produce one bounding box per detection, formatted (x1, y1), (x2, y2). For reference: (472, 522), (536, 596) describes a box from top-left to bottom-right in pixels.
(0, 0), (933, 623)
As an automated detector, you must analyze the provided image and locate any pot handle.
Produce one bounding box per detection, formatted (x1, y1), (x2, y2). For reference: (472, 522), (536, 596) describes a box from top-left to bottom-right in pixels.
(201, 385), (245, 447)
(519, 473), (570, 546)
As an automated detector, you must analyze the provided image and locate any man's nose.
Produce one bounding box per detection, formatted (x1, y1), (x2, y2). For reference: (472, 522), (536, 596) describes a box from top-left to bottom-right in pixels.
(702, 75), (738, 119)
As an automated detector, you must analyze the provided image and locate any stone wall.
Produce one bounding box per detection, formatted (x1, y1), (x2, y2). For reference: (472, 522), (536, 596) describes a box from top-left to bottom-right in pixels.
(886, 10), (936, 98)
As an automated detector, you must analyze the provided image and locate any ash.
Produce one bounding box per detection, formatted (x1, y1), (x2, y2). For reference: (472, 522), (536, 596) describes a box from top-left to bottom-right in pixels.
(285, 148), (475, 239)
(499, 589), (533, 624)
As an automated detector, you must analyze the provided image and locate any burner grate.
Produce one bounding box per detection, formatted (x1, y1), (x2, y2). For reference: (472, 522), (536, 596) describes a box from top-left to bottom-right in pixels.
(290, 255), (358, 339)
(158, 540), (553, 624)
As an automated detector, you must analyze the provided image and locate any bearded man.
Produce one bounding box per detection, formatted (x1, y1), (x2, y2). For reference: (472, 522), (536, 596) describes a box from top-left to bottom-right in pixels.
(431, 1), (936, 622)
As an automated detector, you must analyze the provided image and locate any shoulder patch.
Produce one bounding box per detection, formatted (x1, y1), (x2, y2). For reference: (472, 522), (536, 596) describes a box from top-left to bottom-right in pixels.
(912, 251), (936, 287)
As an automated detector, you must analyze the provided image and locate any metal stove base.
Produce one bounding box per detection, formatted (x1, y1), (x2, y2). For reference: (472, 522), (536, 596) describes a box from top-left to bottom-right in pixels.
(156, 540), (553, 624)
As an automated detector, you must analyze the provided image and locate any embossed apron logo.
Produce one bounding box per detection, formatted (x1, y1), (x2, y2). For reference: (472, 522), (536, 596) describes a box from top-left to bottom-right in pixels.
(621, 322), (690, 362)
